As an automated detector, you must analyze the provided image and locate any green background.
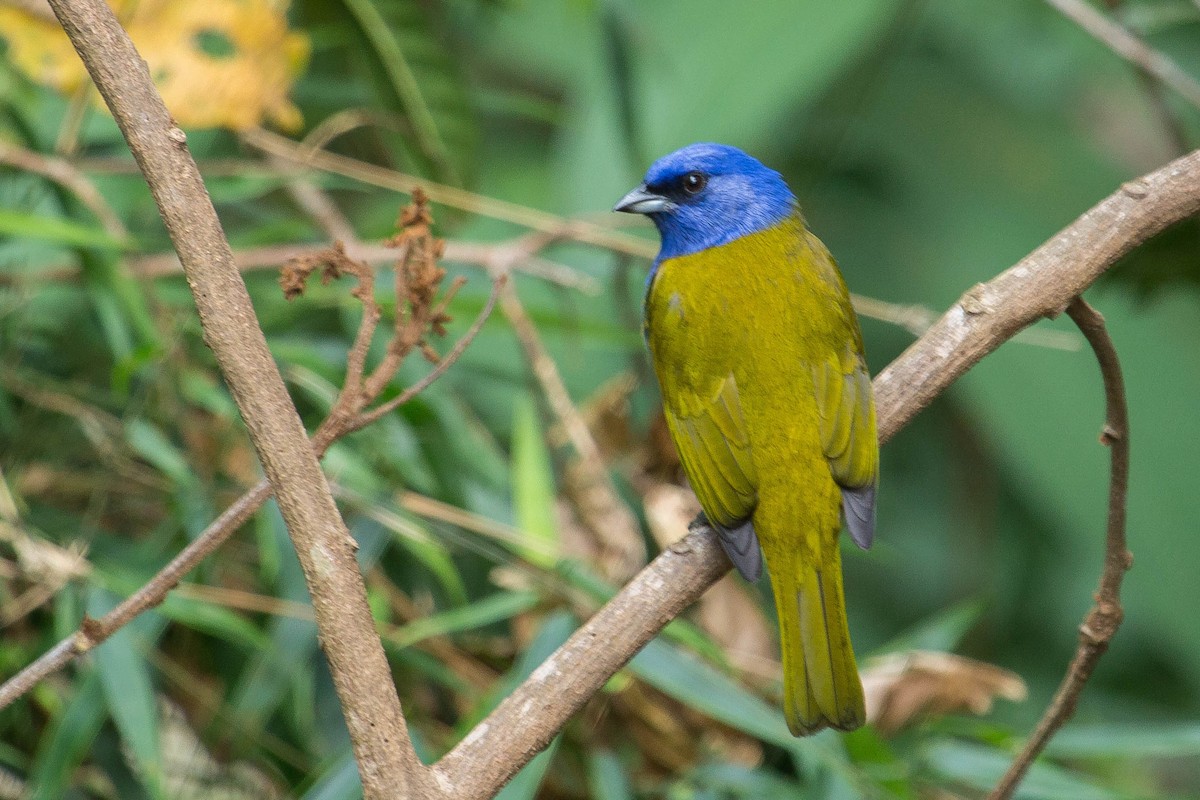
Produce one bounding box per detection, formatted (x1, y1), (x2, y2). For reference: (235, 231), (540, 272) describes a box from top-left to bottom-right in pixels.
(2, 0), (1200, 797)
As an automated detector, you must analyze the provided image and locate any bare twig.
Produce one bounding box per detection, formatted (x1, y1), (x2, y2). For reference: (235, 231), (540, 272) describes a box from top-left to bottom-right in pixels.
(1100, 0), (1192, 156)
(987, 299), (1131, 800)
(299, 108), (414, 154)
(125, 239), (601, 294)
(0, 138), (1074, 345)
(1045, 0), (1200, 110)
(243, 126), (659, 258)
(432, 521), (731, 798)
(0, 479), (273, 710)
(276, 158), (358, 243)
(9, 8), (1200, 793)
(8, 138), (1193, 798)
(0, 0), (55, 22)
(349, 277), (504, 433)
(122, 236), (1070, 347)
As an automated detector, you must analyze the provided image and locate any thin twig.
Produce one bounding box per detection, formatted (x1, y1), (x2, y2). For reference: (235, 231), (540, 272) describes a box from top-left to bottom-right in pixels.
(124, 239), (601, 294)
(874, 149), (1200, 442)
(1100, 0), (1192, 155)
(275, 156), (358, 243)
(987, 298), (1131, 800)
(243, 126), (659, 258)
(348, 275), (505, 433)
(0, 479), (272, 710)
(0, 141), (1074, 345)
(299, 108), (414, 154)
(1045, 0), (1200, 110)
(5, 11), (1198, 792)
(1, 0), (56, 21)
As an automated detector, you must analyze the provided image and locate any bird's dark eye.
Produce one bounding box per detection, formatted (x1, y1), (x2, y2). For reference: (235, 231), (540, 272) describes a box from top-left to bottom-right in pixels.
(681, 171), (707, 195)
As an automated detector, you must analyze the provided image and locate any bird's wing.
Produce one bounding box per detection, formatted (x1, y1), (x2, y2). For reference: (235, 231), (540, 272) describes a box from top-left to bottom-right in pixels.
(813, 344), (879, 549)
(663, 374), (761, 579)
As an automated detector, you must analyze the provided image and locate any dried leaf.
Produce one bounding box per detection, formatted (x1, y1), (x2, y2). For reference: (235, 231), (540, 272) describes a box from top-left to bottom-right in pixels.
(0, 0), (309, 131)
(862, 651), (1028, 736)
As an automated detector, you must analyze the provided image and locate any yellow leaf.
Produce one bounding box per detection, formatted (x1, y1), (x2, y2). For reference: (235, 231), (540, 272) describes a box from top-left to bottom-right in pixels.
(0, 0), (310, 131)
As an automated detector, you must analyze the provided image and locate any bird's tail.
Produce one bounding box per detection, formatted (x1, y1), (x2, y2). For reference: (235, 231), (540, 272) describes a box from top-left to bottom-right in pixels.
(770, 543), (865, 735)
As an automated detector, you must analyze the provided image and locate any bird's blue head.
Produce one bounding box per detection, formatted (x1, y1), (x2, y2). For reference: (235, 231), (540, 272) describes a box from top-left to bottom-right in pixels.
(614, 143), (796, 263)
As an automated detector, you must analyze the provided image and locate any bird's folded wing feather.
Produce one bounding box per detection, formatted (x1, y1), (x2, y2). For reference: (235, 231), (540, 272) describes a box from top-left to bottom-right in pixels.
(813, 344), (879, 548)
(664, 373), (758, 528)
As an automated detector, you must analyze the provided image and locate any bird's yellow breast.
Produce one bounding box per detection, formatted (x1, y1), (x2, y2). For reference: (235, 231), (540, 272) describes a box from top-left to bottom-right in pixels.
(645, 214), (854, 462)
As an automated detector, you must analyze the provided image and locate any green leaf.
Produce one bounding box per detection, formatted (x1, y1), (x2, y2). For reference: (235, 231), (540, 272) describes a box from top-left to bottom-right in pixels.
(89, 589), (166, 798)
(480, 610), (578, 717)
(0, 208), (126, 250)
(341, 492), (469, 606)
(628, 638), (799, 753)
(125, 418), (192, 484)
(485, 612), (576, 800)
(231, 509), (319, 733)
(302, 753), (362, 800)
(28, 671), (107, 800)
(872, 600), (985, 655)
(681, 762), (811, 799)
(496, 740), (561, 800)
(339, 0), (473, 183)
(1046, 722), (1200, 758)
(630, 640), (873, 797)
(924, 740), (1115, 800)
(157, 592), (271, 651)
(384, 589), (539, 649)
(511, 394), (559, 567)
(587, 750), (634, 800)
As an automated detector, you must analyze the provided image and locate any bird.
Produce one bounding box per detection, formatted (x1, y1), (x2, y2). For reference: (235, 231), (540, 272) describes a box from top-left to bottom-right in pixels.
(614, 143), (878, 735)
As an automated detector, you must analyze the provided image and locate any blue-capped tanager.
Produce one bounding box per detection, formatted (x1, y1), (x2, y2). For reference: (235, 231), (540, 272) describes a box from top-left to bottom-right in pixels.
(615, 143), (878, 735)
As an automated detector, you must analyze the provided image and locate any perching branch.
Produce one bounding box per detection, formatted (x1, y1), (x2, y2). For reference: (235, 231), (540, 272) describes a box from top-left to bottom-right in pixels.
(988, 299), (1131, 800)
(873, 152), (1200, 441)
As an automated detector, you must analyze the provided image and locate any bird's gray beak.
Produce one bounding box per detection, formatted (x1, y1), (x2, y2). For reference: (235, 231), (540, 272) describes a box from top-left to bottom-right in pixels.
(613, 184), (671, 215)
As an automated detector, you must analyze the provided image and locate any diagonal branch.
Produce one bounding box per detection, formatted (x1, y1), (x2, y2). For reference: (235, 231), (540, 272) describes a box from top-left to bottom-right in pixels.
(987, 298), (1131, 799)
(873, 149), (1200, 441)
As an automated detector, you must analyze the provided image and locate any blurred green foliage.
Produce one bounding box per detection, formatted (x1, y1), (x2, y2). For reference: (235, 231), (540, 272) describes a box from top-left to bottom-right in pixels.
(2, 0), (1200, 798)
